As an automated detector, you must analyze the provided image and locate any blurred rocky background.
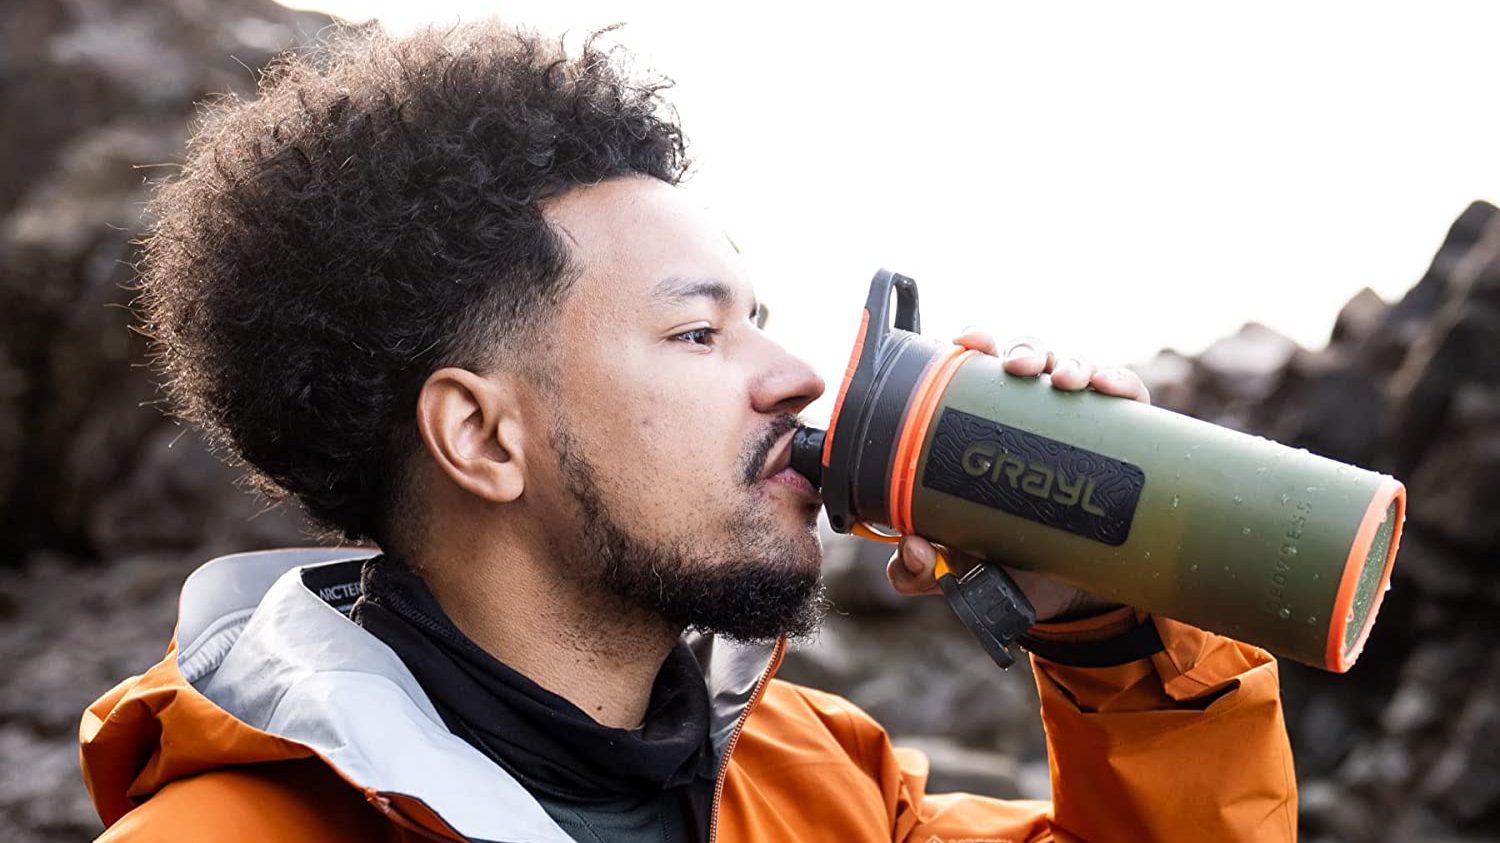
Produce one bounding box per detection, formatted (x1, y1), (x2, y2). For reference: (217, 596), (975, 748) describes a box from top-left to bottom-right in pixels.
(0, 0), (325, 838)
(1, 0), (1497, 841)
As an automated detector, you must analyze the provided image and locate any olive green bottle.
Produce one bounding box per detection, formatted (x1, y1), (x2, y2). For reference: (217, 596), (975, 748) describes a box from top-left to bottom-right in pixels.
(791, 270), (1405, 672)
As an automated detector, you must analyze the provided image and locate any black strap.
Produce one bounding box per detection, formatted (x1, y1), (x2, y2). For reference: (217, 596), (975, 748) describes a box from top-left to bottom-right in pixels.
(1019, 617), (1165, 668)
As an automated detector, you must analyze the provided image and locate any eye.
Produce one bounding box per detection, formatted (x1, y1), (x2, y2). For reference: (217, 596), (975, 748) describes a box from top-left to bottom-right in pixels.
(673, 327), (719, 347)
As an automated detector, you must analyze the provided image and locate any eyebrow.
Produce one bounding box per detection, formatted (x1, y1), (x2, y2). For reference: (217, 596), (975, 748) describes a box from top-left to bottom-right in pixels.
(652, 275), (761, 322)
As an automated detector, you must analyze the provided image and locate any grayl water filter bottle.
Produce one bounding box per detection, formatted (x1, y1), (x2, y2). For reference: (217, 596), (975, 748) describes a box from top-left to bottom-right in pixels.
(789, 269), (1405, 672)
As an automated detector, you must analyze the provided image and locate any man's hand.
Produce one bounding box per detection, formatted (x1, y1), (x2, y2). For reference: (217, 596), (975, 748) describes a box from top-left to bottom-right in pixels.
(884, 329), (1152, 622)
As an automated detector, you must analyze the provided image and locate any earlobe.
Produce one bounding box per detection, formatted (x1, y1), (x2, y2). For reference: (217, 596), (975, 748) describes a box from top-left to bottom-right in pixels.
(416, 367), (527, 504)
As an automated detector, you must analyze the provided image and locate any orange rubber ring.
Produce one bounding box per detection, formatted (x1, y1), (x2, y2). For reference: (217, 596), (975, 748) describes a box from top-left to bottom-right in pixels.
(886, 349), (952, 533)
(898, 349), (976, 533)
(823, 309), (871, 468)
(888, 347), (975, 534)
(1324, 477), (1406, 672)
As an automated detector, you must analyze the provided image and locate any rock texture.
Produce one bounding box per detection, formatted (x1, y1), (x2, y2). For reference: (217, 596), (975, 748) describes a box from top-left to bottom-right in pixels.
(0, 0), (323, 839)
(1, 0), (1498, 840)
(0, 0), (325, 567)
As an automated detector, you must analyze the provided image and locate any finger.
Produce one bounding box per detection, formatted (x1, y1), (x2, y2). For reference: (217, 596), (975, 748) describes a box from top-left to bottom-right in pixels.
(998, 335), (1054, 377)
(1090, 367), (1152, 404)
(1048, 355), (1096, 391)
(885, 536), (941, 596)
(885, 553), (940, 596)
(952, 326), (1000, 357)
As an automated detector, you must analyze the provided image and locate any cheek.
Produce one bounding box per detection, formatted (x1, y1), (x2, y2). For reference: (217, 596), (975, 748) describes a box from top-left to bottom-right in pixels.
(562, 349), (752, 504)
(626, 390), (753, 510)
(631, 390), (730, 472)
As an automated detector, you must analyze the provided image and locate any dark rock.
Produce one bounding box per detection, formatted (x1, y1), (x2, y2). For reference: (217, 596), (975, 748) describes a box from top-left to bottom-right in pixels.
(818, 520), (913, 615)
(895, 736), (1021, 799)
(0, 0), (328, 838)
(0, 0), (326, 564)
(1329, 287), (1388, 350)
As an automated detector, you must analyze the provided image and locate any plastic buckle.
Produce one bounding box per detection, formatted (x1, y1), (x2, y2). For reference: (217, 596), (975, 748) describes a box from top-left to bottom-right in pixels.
(937, 562), (1037, 669)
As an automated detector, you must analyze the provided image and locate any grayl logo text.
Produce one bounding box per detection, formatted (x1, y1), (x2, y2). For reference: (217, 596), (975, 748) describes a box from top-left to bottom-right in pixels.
(959, 442), (1106, 516)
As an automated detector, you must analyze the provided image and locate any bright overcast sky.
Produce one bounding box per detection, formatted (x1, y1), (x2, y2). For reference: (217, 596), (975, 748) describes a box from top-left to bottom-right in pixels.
(276, 0), (1500, 422)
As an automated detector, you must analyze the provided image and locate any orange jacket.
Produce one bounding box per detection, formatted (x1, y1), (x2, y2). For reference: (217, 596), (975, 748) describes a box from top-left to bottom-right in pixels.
(80, 549), (1296, 842)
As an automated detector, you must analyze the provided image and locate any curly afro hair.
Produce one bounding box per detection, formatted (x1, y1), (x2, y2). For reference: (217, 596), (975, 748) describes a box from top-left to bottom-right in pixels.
(137, 22), (689, 547)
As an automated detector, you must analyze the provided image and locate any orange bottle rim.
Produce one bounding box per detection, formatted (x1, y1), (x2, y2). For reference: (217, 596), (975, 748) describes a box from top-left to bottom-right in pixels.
(888, 346), (975, 535)
(1324, 477), (1406, 672)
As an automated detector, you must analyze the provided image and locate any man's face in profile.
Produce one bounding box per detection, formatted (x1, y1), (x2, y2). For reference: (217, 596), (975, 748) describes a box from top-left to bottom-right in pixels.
(525, 176), (829, 641)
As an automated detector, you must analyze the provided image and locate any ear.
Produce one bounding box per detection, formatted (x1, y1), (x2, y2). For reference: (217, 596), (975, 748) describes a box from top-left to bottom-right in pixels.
(416, 367), (528, 504)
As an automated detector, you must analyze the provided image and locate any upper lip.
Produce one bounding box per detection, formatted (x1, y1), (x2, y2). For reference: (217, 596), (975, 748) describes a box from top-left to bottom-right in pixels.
(759, 429), (797, 481)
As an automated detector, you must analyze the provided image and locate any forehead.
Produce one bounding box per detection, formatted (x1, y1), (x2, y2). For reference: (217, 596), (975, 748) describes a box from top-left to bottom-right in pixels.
(542, 176), (748, 318)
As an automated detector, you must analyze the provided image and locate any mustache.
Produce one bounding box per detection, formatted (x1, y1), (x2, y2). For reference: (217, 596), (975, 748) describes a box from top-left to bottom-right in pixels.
(741, 413), (803, 486)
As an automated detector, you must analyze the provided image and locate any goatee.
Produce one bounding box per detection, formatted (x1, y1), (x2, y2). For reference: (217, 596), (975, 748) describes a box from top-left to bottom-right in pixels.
(549, 417), (825, 642)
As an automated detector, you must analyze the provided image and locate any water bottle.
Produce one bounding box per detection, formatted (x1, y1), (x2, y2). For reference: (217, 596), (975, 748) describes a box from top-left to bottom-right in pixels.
(790, 270), (1405, 672)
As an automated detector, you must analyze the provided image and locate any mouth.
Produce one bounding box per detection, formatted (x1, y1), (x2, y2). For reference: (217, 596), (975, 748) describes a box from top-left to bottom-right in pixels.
(760, 429), (821, 502)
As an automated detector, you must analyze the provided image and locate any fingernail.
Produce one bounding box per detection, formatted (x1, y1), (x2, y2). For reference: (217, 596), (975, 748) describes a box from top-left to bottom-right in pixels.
(1005, 343), (1034, 361)
(911, 540), (934, 567)
(1055, 358), (1079, 375)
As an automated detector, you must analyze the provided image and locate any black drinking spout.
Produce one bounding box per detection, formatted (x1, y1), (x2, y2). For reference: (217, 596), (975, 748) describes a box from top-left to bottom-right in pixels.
(789, 426), (825, 488)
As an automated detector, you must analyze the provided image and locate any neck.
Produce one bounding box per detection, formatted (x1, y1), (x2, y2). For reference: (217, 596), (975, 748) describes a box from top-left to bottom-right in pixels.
(415, 523), (679, 729)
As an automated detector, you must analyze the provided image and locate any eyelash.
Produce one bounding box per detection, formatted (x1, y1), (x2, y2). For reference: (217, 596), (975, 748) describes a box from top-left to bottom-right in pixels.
(674, 327), (719, 346)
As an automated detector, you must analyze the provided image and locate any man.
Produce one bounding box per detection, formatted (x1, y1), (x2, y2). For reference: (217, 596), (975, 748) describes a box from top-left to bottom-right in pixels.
(80, 21), (1295, 842)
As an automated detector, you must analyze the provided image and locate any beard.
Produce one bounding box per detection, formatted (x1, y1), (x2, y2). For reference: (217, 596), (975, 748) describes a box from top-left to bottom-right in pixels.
(548, 414), (826, 643)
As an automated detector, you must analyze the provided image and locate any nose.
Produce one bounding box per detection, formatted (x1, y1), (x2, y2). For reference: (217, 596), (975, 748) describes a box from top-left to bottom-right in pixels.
(750, 337), (826, 417)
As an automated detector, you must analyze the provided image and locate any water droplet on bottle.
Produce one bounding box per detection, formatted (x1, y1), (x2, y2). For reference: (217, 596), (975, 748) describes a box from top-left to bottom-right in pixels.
(1184, 452), (1193, 461)
(1285, 546), (1297, 557)
(1280, 493), (1290, 504)
(1255, 466), (1268, 474)
(1311, 573), (1320, 580)
(1307, 616), (1318, 625)
(1144, 551), (1152, 560)
(1278, 607), (1291, 619)
(1152, 571), (1160, 579)
(1233, 495), (1244, 505)
(1189, 564), (1199, 572)
(1170, 496), (1180, 510)
(1241, 527), (1252, 535)
(1306, 486), (1318, 493)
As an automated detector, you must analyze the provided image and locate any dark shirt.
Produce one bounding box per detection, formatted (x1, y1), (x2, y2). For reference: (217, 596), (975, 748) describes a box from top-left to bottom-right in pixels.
(352, 556), (717, 843)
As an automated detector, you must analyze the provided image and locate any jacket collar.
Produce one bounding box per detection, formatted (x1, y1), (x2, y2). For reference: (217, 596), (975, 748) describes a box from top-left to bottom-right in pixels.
(172, 548), (781, 842)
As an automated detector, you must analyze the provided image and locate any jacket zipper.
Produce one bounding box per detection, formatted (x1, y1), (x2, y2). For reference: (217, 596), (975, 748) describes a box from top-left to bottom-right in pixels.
(707, 637), (787, 843)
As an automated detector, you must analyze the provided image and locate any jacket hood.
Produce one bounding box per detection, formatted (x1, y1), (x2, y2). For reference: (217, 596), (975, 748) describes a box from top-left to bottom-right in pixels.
(79, 548), (779, 842)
